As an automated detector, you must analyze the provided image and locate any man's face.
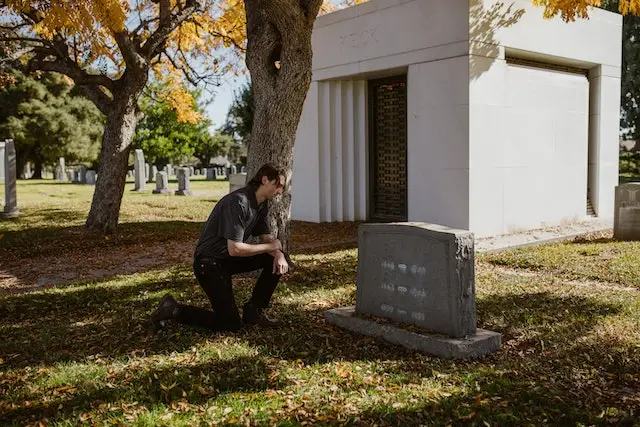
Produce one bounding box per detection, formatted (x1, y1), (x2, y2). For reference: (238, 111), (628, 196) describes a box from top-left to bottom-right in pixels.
(262, 174), (285, 200)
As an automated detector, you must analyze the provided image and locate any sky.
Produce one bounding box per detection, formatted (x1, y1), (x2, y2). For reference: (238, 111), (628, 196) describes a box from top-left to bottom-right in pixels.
(204, 73), (249, 131)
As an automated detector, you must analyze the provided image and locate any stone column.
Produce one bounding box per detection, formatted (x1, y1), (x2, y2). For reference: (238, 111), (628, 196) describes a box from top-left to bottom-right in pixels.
(150, 165), (158, 183)
(133, 149), (146, 191)
(2, 140), (19, 218)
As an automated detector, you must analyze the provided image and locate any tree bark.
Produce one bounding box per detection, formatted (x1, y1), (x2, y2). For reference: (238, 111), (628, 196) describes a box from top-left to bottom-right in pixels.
(244, 0), (322, 251)
(85, 81), (145, 234)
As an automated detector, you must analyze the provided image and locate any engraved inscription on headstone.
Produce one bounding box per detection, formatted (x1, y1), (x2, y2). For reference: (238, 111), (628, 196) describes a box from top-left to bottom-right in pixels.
(325, 222), (501, 359)
(356, 224), (474, 338)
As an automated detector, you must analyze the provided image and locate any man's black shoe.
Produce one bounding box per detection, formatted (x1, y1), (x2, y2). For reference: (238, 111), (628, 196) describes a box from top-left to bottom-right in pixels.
(151, 293), (179, 331)
(242, 303), (281, 327)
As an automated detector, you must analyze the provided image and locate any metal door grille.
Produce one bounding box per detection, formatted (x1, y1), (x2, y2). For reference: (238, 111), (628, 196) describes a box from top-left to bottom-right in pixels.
(369, 76), (408, 222)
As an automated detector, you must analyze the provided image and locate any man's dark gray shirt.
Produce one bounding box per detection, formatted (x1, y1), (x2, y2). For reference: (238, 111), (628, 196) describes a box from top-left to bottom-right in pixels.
(194, 186), (270, 259)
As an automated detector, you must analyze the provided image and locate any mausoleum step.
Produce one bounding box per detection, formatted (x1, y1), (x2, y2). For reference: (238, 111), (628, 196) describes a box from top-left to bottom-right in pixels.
(587, 196), (596, 217)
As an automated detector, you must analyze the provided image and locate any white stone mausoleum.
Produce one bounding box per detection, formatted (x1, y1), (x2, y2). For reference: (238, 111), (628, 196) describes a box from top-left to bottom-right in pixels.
(291, 0), (622, 237)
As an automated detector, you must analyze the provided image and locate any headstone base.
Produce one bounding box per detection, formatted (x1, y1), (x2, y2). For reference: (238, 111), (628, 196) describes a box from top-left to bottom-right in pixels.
(325, 306), (501, 360)
(0, 208), (20, 219)
(152, 189), (170, 194)
(175, 190), (192, 196)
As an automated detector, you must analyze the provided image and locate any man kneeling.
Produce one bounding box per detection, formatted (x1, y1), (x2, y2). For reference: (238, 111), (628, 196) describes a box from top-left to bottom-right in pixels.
(151, 163), (289, 332)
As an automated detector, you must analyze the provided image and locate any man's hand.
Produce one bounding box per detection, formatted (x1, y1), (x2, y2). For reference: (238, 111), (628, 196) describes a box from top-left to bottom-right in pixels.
(272, 250), (289, 275)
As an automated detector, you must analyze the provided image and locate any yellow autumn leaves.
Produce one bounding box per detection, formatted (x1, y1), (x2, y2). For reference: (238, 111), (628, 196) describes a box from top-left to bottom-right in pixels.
(532, 0), (640, 21)
(4, 0), (639, 124)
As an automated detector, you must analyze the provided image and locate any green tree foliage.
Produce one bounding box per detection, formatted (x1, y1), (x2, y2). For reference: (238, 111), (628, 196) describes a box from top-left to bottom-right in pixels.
(192, 131), (235, 167)
(222, 81), (253, 144)
(601, 0), (640, 147)
(0, 71), (104, 178)
(134, 84), (211, 167)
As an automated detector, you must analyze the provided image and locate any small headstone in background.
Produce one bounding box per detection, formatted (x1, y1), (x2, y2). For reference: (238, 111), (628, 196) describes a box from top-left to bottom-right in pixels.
(241, 166), (246, 174)
(325, 222), (501, 359)
(67, 170), (76, 182)
(55, 157), (67, 182)
(150, 165), (158, 183)
(189, 166), (195, 176)
(167, 164), (173, 177)
(21, 162), (32, 179)
(175, 167), (192, 196)
(78, 165), (86, 184)
(145, 163), (150, 182)
(206, 168), (215, 180)
(194, 169), (200, 176)
(86, 170), (97, 185)
(614, 183), (640, 241)
(0, 141), (5, 183)
(229, 173), (247, 193)
(133, 149), (146, 191)
(1, 139), (19, 218)
(152, 171), (170, 194)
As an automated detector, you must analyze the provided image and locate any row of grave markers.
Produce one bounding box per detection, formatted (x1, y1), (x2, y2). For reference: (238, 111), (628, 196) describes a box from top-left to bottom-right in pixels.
(0, 143), (250, 216)
(131, 149), (247, 195)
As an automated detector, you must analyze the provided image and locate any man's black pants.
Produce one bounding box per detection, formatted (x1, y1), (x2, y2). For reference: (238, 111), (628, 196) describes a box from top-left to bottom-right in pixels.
(175, 253), (280, 332)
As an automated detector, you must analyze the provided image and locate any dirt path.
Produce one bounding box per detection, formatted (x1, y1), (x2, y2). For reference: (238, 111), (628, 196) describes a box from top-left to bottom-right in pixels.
(0, 221), (359, 295)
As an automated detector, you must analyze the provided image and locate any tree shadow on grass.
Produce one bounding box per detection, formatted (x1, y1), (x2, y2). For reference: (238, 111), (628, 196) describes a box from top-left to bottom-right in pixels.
(0, 221), (204, 260)
(0, 355), (280, 425)
(24, 207), (88, 224)
(0, 244), (624, 368)
(237, 290), (623, 367)
(0, 251), (636, 425)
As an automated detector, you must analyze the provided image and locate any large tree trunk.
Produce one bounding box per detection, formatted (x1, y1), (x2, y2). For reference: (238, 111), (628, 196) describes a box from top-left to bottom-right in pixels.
(85, 86), (143, 235)
(244, 0), (322, 251)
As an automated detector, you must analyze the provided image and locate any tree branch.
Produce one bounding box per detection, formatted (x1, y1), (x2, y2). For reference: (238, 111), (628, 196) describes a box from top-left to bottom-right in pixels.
(0, 36), (46, 44)
(141, 0), (200, 58)
(113, 32), (145, 72)
(27, 56), (115, 95)
(299, 0), (324, 22)
(76, 86), (113, 116)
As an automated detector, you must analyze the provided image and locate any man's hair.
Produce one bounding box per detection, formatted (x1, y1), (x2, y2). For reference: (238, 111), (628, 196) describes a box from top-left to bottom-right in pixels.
(247, 163), (286, 189)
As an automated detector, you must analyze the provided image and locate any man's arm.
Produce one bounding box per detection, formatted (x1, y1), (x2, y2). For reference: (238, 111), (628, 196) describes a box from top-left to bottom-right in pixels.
(261, 234), (278, 254)
(227, 239), (281, 257)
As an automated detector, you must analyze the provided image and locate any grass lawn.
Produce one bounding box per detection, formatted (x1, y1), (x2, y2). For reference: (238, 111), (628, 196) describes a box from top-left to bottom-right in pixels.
(0, 180), (639, 426)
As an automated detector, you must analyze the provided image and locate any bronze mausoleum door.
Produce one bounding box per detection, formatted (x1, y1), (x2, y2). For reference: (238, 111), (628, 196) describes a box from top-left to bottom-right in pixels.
(369, 75), (408, 222)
